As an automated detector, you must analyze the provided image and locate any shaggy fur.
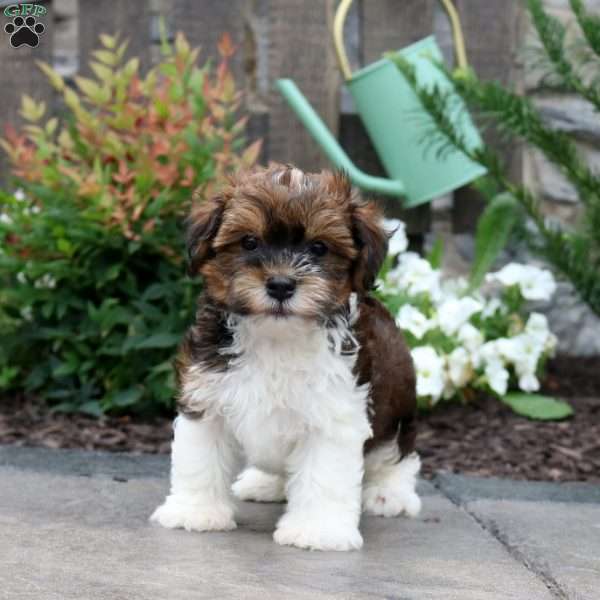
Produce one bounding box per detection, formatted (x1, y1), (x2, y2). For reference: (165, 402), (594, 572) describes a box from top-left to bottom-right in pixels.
(151, 164), (421, 551)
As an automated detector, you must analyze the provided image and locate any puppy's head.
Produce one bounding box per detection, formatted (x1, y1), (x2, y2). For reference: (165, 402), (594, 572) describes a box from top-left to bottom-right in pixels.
(186, 164), (388, 319)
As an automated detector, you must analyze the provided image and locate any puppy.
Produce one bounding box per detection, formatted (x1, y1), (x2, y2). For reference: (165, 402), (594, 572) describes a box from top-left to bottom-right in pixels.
(151, 164), (421, 551)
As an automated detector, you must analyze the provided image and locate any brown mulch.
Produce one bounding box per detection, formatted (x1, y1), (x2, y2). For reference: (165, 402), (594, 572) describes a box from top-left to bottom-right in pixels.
(0, 395), (174, 455)
(0, 356), (599, 482)
(419, 395), (600, 482)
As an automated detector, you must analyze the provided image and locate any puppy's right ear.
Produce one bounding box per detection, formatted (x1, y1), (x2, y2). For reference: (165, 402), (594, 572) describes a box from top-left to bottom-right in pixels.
(185, 194), (226, 276)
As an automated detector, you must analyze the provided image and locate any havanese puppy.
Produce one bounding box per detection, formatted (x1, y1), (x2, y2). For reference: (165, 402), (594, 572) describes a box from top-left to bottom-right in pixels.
(151, 164), (421, 551)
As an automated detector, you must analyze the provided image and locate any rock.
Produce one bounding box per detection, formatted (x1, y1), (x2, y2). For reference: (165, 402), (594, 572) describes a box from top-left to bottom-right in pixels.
(525, 142), (600, 205)
(534, 95), (600, 145)
(542, 282), (600, 355)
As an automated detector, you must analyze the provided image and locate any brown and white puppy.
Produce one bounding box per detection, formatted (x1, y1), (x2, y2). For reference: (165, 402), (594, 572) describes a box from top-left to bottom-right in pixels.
(151, 164), (421, 551)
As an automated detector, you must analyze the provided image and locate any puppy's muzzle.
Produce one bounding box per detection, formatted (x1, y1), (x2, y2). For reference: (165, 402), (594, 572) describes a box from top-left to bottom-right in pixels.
(266, 276), (297, 302)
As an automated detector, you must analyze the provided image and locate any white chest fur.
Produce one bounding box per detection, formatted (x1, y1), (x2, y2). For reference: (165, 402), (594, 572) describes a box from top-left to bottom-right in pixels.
(182, 313), (372, 474)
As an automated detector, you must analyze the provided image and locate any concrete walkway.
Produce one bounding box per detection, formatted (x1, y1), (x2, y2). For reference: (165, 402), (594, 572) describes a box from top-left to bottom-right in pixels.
(1, 446), (599, 600)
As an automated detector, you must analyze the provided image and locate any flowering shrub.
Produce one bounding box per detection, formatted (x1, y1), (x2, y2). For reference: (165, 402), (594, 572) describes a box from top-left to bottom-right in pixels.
(0, 32), (259, 416)
(378, 221), (573, 420)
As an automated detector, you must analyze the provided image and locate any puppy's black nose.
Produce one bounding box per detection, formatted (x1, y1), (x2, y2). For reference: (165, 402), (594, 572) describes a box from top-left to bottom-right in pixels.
(266, 276), (297, 302)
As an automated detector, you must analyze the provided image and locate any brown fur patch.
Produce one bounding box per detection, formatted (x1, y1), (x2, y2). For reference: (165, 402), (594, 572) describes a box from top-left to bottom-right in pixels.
(186, 164), (387, 319)
(354, 297), (417, 456)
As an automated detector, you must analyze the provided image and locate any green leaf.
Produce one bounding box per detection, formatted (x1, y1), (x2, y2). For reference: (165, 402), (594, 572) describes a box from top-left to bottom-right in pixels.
(78, 400), (104, 417)
(25, 363), (50, 390)
(469, 193), (519, 291)
(427, 238), (444, 269)
(0, 366), (19, 388)
(53, 361), (78, 377)
(132, 332), (181, 350)
(501, 393), (574, 421)
(109, 387), (143, 408)
(57, 238), (75, 256)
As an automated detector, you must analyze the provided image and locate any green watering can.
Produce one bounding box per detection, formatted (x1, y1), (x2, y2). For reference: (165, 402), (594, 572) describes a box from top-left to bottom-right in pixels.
(276, 0), (486, 207)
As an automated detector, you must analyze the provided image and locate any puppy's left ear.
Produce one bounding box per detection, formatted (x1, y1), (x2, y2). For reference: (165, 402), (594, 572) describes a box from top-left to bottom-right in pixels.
(350, 196), (388, 294)
(185, 193), (226, 276)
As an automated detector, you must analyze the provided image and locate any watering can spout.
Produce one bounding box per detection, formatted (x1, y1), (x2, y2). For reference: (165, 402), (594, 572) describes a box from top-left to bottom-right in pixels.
(276, 79), (405, 197)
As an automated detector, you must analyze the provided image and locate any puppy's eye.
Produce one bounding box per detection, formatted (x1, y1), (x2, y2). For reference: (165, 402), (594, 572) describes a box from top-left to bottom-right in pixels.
(241, 235), (259, 251)
(309, 241), (328, 257)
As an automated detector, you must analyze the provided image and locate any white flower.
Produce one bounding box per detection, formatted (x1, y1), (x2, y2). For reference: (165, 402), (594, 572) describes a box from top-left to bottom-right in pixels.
(383, 218), (408, 256)
(16, 271), (27, 284)
(525, 312), (550, 344)
(396, 304), (433, 340)
(523, 313), (557, 353)
(20, 306), (33, 321)
(14, 188), (25, 201)
(447, 347), (473, 388)
(496, 336), (528, 364)
(485, 360), (509, 396)
(458, 322), (484, 354)
(0, 213), (12, 225)
(479, 340), (502, 363)
(387, 252), (442, 300)
(411, 346), (446, 403)
(498, 333), (542, 373)
(518, 372), (540, 393)
(436, 297), (483, 336)
(487, 263), (556, 301)
(439, 276), (469, 301)
(34, 274), (57, 289)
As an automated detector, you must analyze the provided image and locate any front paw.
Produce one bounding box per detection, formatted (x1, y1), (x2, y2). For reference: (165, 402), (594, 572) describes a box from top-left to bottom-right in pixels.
(150, 496), (236, 532)
(274, 511), (363, 551)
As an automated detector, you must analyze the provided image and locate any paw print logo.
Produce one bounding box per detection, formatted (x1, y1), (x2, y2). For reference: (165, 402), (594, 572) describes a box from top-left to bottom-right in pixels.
(4, 15), (45, 48)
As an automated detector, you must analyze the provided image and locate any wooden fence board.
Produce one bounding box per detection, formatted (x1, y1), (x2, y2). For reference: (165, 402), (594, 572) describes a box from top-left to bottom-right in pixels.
(452, 0), (522, 232)
(0, 0), (54, 182)
(171, 0), (245, 81)
(268, 0), (340, 171)
(78, 0), (152, 75)
(362, 0), (434, 233)
(363, 0), (435, 60)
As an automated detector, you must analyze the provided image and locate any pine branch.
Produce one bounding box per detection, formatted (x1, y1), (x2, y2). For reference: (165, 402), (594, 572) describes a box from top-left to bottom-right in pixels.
(527, 0), (600, 112)
(449, 74), (600, 247)
(390, 55), (600, 316)
(570, 0), (600, 59)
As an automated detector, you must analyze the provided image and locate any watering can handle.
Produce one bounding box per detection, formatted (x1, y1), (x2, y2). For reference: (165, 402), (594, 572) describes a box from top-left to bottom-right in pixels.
(333, 0), (468, 81)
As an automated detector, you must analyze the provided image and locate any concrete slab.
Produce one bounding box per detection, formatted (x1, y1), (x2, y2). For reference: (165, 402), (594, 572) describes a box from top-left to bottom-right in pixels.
(0, 449), (556, 600)
(435, 472), (600, 504)
(465, 499), (600, 600)
(436, 473), (600, 600)
(0, 444), (170, 479)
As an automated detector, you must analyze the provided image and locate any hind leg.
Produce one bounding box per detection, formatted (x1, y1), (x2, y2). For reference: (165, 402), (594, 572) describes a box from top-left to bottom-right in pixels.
(232, 467), (286, 502)
(362, 441), (421, 518)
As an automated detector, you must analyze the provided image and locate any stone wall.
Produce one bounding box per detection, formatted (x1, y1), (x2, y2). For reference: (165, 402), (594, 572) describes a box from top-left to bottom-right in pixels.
(523, 0), (600, 355)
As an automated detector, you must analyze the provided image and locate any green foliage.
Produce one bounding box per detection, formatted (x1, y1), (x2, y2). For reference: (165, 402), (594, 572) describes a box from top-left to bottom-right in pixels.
(469, 193), (519, 291)
(501, 393), (573, 421)
(570, 0), (600, 58)
(426, 237), (444, 270)
(389, 0), (600, 316)
(0, 32), (259, 416)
